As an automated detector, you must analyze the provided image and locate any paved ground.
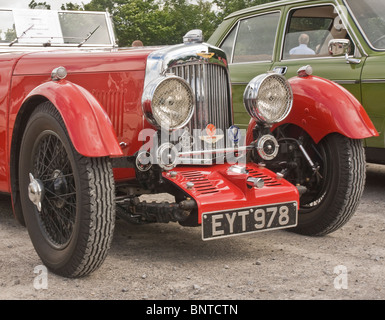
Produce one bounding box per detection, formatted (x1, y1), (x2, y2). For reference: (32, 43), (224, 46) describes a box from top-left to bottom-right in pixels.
(0, 163), (384, 300)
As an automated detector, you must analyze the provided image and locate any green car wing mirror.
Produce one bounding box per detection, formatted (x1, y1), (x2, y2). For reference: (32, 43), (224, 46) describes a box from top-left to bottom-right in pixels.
(328, 39), (361, 64)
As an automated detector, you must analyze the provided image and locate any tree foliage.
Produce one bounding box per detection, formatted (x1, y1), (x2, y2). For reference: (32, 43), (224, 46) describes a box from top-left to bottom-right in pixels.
(29, 0), (51, 9)
(213, 0), (277, 20)
(81, 0), (220, 46)
(56, 0), (277, 46)
(61, 2), (84, 10)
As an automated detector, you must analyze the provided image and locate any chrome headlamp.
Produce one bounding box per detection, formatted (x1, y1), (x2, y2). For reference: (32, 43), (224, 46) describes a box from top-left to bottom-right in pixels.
(243, 73), (293, 124)
(142, 75), (195, 130)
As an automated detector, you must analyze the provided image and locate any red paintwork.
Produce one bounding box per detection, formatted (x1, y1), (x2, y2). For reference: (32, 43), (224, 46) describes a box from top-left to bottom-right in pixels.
(246, 75), (378, 144)
(162, 163), (299, 224)
(0, 52), (26, 192)
(1, 48), (158, 194)
(22, 80), (123, 157)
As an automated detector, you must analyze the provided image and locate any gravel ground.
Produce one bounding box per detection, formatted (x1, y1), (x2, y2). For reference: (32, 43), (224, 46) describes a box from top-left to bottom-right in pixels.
(0, 163), (384, 301)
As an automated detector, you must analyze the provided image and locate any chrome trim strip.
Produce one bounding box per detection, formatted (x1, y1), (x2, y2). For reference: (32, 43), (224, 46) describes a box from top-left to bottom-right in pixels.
(281, 55), (351, 62)
(229, 22), (240, 63)
(231, 79), (363, 85)
(361, 79), (385, 84)
(225, 0), (306, 19)
(179, 146), (248, 157)
(332, 79), (360, 84)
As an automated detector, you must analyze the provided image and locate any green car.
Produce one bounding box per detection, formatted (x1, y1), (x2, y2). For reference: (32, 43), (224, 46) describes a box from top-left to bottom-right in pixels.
(208, 0), (385, 163)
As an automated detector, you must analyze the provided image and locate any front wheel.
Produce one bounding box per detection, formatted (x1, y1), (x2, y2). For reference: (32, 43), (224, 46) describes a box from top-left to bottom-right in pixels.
(19, 102), (115, 277)
(290, 133), (365, 236)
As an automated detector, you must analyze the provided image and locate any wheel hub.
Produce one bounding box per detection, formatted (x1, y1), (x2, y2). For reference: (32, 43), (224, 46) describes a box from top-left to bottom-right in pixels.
(52, 169), (68, 208)
(28, 173), (44, 212)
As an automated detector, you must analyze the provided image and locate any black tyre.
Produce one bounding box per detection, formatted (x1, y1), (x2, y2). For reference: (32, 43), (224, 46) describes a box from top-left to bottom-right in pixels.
(19, 102), (115, 277)
(291, 133), (365, 236)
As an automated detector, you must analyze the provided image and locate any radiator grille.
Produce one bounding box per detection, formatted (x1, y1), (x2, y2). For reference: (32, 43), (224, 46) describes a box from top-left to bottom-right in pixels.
(169, 63), (232, 164)
(169, 63), (232, 135)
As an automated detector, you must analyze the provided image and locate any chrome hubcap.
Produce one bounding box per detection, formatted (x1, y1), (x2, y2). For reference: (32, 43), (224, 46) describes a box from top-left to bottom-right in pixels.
(28, 173), (44, 212)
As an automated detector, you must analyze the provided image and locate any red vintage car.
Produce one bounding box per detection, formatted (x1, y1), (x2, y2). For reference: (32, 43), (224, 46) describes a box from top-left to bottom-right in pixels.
(0, 8), (377, 277)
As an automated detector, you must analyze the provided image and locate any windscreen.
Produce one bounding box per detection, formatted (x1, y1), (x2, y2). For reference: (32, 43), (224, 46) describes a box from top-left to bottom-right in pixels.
(0, 9), (113, 47)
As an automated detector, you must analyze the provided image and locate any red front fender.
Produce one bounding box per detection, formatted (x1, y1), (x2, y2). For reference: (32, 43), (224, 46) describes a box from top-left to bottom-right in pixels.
(23, 80), (123, 157)
(247, 75), (378, 144)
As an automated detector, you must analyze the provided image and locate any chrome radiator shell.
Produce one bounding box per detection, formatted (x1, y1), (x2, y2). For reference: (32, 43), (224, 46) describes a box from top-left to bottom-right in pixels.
(168, 63), (232, 135)
(143, 43), (234, 164)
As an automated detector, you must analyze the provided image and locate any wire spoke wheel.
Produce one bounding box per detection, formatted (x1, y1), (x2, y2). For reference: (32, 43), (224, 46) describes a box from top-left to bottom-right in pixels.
(19, 102), (115, 278)
(31, 131), (76, 249)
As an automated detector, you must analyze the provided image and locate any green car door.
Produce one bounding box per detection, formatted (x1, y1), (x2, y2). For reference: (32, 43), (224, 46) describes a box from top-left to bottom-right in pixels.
(211, 10), (282, 129)
(271, 2), (364, 100)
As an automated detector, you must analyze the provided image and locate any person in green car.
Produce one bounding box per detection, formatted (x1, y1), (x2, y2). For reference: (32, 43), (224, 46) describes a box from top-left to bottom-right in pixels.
(289, 33), (316, 55)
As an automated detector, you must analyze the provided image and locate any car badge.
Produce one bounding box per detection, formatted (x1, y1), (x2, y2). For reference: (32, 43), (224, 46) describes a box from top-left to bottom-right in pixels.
(206, 123), (216, 137)
(199, 124), (224, 144)
(228, 125), (240, 143)
(197, 52), (215, 59)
